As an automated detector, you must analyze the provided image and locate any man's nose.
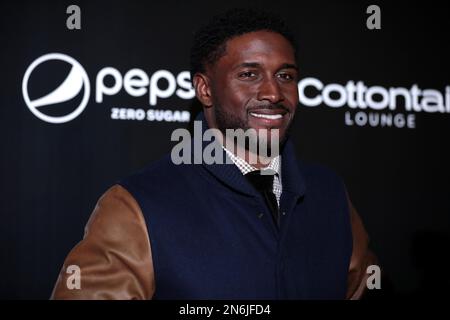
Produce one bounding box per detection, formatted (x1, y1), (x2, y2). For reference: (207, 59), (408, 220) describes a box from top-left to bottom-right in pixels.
(257, 77), (284, 103)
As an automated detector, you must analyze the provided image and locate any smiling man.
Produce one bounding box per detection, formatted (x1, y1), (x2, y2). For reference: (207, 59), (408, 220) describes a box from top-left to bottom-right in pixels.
(194, 29), (298, 168)
(52, 8), (375, 300)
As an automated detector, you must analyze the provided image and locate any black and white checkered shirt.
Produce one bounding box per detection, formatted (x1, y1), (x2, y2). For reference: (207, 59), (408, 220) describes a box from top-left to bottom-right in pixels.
(222, 146), (282, 206)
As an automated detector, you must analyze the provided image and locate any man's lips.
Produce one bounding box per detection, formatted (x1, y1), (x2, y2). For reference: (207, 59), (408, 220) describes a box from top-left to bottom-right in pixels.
(250, 113), (283, 120)
(248, 108), (288, 121)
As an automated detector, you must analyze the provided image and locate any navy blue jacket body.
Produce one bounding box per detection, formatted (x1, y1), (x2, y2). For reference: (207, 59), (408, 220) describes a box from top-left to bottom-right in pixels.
(120, 113), (352, 299)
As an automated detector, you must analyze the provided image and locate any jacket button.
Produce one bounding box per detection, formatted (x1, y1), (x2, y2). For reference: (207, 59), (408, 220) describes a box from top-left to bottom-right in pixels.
(257, 213), (264, 219)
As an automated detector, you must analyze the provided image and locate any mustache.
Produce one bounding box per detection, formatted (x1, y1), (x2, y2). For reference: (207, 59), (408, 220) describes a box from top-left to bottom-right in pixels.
(247, 103), (290, 113)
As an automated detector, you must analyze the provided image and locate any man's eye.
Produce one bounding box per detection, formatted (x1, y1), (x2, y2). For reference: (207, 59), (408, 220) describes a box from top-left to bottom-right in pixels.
(277, 73), (295, 81)
(238, 71), (257, 78)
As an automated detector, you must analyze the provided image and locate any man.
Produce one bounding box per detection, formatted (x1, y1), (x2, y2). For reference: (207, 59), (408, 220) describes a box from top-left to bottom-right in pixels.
(52, 8), (375, 299)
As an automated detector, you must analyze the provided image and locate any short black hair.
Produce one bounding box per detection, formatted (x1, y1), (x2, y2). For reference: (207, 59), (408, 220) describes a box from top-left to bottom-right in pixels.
(190, 8), (297, 78)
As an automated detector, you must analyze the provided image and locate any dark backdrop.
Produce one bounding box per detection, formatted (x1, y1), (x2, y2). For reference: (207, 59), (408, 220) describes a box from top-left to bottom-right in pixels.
(1, 0), (449, 299)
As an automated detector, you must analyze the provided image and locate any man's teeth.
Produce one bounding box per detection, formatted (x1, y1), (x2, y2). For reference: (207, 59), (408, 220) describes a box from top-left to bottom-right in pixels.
(250, 112), (283, 120)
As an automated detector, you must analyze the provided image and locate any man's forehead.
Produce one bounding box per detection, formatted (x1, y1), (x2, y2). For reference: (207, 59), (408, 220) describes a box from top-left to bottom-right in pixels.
(219, 31), (297, 68)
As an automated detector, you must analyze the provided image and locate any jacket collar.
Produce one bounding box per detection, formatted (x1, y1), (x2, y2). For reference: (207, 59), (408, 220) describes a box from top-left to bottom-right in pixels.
(191, 112), (306, 198)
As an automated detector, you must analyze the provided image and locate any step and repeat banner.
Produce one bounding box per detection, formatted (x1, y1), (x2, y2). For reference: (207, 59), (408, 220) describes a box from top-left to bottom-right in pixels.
(1, 0), (449, 298)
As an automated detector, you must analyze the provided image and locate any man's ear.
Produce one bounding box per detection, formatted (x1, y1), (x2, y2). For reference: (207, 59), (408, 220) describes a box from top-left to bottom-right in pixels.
(193, 73), (213, 107)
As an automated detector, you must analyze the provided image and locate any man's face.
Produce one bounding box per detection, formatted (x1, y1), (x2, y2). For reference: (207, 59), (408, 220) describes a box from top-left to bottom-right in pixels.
(205, 30), (299, 149)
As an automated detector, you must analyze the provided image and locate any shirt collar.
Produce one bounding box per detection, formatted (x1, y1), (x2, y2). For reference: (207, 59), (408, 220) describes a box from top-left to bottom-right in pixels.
(222, 145), (281, 177)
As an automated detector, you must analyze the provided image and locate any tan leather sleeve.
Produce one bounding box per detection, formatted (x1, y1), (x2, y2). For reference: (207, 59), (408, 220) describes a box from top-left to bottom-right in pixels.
(346, 199), (378, 300)
(51, 185), (155, 300)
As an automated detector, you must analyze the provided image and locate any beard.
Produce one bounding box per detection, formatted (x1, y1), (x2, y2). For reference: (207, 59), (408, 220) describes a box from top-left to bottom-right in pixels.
(213, 102), (294, 157)
(214, 103), (250, 132)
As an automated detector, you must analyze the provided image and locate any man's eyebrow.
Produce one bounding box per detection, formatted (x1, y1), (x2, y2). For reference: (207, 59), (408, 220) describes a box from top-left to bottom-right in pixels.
(234, 62), (299, 72)
(279, 63), (299, 72)
(234, 62), (261, 69)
